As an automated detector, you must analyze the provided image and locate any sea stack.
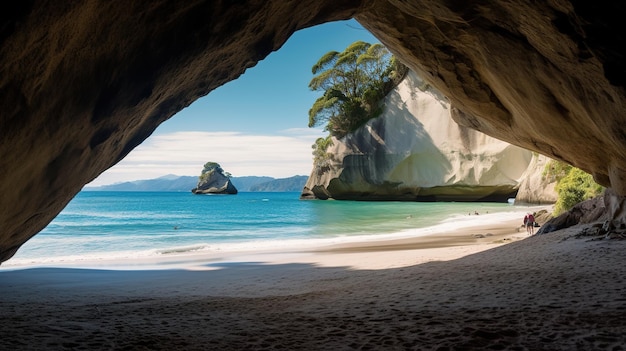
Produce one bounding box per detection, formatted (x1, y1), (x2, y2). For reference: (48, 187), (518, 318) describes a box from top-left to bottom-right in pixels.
(192, 162), (238, 195)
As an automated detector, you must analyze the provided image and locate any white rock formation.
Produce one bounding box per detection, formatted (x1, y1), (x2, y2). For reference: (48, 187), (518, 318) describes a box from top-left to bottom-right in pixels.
(515, 154), (559, 204)
(302, 71), (536, 201)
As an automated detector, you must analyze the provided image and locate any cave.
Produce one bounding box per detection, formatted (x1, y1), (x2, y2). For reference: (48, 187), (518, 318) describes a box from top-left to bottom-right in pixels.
(3, 2), (626, 349)
(2, 1), (626, 263)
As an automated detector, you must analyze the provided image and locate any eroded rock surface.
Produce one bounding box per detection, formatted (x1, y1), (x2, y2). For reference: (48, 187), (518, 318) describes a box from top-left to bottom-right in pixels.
(514, 155), (559, 205)
(192, 164), (238, 195)
(537, 188), (626, 235)
(301, 71), (533, 201)
(2, 1), (626, 263)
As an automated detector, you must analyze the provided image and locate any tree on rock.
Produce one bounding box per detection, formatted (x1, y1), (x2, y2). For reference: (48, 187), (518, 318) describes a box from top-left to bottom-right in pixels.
(543, 160), (604, 215)
(308, 41), (406, 138)
(311, 135), (334, 175)
(200, 162), (232, 179)
(192, 162), (238, 194)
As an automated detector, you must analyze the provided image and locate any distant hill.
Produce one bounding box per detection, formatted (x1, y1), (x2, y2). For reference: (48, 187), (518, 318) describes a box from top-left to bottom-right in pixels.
(84, 175), (198, 192)
(230, 176), (274, 191)
(249, 175), (308, 192)
(84, 174), (307, 192)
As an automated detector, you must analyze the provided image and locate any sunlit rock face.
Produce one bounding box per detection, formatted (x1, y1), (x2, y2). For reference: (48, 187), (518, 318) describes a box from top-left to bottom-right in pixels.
(515, 155), (559, 205)
(1, 1), (626, 263)
(357, 1), (626, 197)
(301, 71), (533, 201)
(192, 164), (238, 195)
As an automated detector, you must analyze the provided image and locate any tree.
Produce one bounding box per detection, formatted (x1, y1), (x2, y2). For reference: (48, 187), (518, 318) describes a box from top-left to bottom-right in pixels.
(308, 41), (406, 138)
(199, 162), (231, 181)
(311, 136), (334, 174)
(545, 160), (605, 215)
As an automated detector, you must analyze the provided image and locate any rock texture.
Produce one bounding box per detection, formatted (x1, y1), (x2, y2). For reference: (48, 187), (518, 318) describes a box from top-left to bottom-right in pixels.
(537, 195), (605, 235)
(514, 155), (559, 205)
(192, 164), (237, 195)
(535, 186), (626, 236)
(302, 71), (533, 201)
(2, 1), (626, 263)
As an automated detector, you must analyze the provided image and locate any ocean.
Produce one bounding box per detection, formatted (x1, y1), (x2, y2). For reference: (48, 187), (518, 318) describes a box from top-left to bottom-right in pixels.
(3, 191), (533, 268)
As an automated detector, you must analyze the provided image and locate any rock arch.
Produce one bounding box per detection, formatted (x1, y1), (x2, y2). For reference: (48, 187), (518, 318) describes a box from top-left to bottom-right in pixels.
(1, 1), (625, 263)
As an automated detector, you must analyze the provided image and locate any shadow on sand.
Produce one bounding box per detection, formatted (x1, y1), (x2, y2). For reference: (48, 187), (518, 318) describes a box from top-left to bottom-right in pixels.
(1, 232), (626, 350)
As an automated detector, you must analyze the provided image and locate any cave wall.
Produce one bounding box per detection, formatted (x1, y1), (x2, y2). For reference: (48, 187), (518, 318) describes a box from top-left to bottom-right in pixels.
(1, 0), (625, 263)
(356, 1), (626, 193)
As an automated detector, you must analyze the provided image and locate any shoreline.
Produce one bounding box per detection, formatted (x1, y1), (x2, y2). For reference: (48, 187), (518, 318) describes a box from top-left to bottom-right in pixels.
(1, 216), (531, 272)
(1, 206), (541, 271)
(271, 216), (531, 270)
(2, 206), (626, 349)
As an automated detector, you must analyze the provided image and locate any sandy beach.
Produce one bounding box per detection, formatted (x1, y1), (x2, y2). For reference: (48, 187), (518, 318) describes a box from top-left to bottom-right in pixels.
(1, 215), (626, 350)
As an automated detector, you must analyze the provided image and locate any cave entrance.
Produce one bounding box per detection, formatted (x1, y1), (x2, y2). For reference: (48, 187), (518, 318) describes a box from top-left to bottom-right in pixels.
(4, 19), (384, 267)
(86, 19), (377, 188)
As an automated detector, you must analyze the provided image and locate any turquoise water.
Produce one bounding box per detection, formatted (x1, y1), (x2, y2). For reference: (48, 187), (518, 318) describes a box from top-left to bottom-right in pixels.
(4, 191), (530, 267)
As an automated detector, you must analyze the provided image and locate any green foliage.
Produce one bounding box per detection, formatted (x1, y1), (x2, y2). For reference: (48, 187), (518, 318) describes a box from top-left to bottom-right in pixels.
(201, 162), (222, 175)
(550, 161), (605, 215)
(312, 136), (334, 163)
(307, 40), (407, 138)
(542, 160), (572, 182)
(199, 162), (230, 182)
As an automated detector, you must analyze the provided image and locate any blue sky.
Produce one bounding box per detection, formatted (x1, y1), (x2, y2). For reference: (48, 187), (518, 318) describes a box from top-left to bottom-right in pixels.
(88, 19), (379, 186)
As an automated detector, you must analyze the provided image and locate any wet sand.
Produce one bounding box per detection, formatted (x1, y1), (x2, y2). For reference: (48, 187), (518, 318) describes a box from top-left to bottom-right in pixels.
(1, 218), (625, 350)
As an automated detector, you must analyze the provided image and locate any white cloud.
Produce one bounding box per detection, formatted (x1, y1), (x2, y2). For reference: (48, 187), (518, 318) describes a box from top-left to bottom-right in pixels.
(87, 130), (325, 186)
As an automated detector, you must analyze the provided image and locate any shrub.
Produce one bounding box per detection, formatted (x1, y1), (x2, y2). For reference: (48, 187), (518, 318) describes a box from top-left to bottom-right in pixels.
(553, 165), (604, 215)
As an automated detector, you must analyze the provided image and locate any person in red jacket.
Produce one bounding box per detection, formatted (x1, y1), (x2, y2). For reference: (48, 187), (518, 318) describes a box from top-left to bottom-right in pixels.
(524, 213), (535, 235)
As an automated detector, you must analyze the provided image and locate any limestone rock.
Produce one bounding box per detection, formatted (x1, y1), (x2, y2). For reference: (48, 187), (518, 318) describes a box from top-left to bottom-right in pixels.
(514, 155), (559, 205)
(192, 163), (238, 195)
(301, 71), (533, 201)
(537, 193), (607, 235)
(2, 1), (626, 263)
(536, 187), (626, 235)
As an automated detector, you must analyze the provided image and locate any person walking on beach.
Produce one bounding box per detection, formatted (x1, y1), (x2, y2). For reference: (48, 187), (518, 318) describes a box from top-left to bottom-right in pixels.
(524, 213), (535, 235)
